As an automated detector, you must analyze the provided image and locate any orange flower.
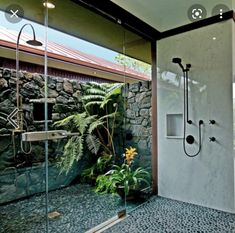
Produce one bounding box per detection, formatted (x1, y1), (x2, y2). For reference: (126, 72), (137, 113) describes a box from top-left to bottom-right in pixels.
(124, 147), (137, 165)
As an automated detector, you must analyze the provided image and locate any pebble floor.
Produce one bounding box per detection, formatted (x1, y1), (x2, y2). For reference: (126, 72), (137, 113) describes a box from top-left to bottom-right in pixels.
(105, 196), (235, 233)
(0, 184), (138, 233)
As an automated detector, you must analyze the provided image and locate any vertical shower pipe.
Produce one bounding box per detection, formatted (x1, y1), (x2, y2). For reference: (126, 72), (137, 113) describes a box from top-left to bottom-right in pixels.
(151, 41), (158, 194)
(44, 3), (49, 232)
(122, 25), (127, 211)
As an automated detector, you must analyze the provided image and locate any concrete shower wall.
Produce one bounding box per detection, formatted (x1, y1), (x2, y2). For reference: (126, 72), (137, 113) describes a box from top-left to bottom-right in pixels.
(157, 20), (234, 213)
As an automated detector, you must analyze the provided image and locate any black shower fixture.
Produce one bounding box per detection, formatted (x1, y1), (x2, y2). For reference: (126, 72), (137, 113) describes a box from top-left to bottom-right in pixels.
(172, 57), (203, 157)
(172, 57), (192, 124)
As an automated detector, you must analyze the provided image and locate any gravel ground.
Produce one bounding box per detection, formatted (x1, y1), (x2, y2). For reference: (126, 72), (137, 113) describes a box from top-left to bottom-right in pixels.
(3, 186), (234, 233)
(0, 184), (139, 233)
(105, 196), (235, 233)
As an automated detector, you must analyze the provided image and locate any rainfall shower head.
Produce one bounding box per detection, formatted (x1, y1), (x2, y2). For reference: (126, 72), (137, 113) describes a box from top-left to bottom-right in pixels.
(26, 39), (42, 46)
(172, 57), (184, 71)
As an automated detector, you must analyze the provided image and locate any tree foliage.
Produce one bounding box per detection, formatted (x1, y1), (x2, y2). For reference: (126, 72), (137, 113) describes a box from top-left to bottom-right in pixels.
(115, 54), (151, 75)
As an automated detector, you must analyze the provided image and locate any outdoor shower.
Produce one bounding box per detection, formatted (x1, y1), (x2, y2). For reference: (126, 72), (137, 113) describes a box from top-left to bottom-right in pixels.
(15, 23), (43, 132)
(172, 58), (203, 157)
(7, 23), (42, 156)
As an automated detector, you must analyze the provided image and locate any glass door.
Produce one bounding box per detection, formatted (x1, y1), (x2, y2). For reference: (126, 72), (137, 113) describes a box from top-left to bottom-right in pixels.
(0, 1), (48, 233)
(45, 2), (127, 232)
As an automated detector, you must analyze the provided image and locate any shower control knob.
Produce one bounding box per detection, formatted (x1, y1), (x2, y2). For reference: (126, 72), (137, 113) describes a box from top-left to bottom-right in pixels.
(209, 137), (216, 142)
(209, 120), (216, 125)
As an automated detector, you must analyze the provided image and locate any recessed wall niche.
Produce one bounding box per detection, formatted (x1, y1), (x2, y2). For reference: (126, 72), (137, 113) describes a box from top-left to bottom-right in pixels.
(166, 113), (183, 138)
(30, 98), (55, 122)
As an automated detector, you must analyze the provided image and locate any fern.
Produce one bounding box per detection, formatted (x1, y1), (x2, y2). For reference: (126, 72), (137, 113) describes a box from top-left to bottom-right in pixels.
(54, 82), (123, 174)
(88, 119), (105, 134)
(58, 135), (84, 174)
(86, 134), (101, 155)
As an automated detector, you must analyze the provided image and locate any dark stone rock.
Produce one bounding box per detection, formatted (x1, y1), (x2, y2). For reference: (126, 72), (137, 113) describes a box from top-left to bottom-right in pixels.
(126, 109), (136, 119)
(0, 78), (8, 90)
(52, 113), (61, 121)
(47, 88), (59, 98)
(2, 166), (17, 175)
(15, 174), (27, 188)
(53, 76), (64, 83)
(63, 80), (73, 94)
(0, 89), (12, 99)
(48, 83), (56, 89)
(31, 145), (45, 160)
(128, 92), (135, 99)
(138, 139), (148, 149)
(56, 95), (69, 104)
(135, 92), (146, 103)
(60, 91), (70, 98)
(131, 82), (139, 93)
(0, 99), (14, 113)
(142, 119), (149, 127)
(128, 97), (135, 103)
(130, 117), (143, 125)
(8, 77), (17, 86)
(3, 69), (11, 79)
(71, 80), (79, 90)
(29, 171), (42, 184)
(0, 136), (11, 153)
(24, 72), (33, 80)
(56, 83), (63, 92)
(0, 184), (17, 202)
(33, 74), (44, 87)
(21, 82), (39, 97)
(140, 109), (149, 116)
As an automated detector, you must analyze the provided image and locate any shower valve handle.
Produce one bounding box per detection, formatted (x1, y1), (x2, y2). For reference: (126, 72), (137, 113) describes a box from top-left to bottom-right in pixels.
(209, 120), (216, 125)
(209, 137), (216, 142)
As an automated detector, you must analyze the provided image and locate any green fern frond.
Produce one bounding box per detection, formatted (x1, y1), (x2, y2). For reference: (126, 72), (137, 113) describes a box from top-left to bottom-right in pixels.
(82, 94), (104, 101)
(88, 119), (105, 134)
(85, 88), (106, 96)
(99, 112), (119, 121)
(85, 101), (103, 108)
(53, 114), (76, 128)
(86, 134), (101, 155)
(58, 135), (84, 174)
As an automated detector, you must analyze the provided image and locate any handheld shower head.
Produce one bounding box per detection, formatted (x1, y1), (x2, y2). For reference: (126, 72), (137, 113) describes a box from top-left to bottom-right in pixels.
(172, 57), (184, 71)
(172, 58), (182, 64)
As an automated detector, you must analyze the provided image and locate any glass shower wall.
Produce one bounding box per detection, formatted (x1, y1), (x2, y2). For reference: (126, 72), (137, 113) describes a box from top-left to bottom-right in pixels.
(0, 3), (47, 233)
(122, 29), (152, 212)
(46, 7), (128, 232)
(157, 19), (235, 213)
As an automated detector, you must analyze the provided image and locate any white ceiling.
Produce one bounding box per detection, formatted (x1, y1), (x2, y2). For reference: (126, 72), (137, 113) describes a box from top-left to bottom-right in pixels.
(111, 0), (234, 31)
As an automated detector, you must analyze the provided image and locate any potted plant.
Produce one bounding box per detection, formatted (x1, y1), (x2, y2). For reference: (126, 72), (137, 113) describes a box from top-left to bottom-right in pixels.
(95, 147), (150, 200)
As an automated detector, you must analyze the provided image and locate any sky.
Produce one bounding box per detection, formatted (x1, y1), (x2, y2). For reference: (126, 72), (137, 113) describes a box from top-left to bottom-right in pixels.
(0, 11), (118, 63)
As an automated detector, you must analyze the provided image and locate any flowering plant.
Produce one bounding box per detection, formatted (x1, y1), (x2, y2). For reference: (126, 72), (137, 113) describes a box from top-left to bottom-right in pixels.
(95, 147), (150, 196)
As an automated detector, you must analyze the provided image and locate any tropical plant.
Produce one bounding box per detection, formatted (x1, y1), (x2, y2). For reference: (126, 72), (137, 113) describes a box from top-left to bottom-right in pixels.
(54, 82), (124, 174)
(95, 147), (150, 196)
(81, 153), (112, 183)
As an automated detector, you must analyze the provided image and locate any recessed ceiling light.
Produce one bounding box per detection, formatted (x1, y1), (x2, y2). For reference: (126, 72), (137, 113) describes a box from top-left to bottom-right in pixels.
(43, 2), (55, 9)
(212, 37), (216, 40)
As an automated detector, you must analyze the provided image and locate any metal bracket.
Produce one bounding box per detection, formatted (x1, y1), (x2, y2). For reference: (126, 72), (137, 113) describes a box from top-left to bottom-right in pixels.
(21, 130), (80, 142)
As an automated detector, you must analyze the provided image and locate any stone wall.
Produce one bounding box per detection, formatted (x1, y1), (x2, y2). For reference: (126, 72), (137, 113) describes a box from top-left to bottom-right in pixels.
(0, 67), (85, 204)
(0, 162), (82, 204)
(123, 81), (152, 169)
(0, 67), (152, 203)
(0, 67), (81, 170)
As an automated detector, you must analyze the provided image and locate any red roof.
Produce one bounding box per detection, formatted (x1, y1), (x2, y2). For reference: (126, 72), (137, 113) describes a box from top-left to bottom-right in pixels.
(0, 27), (150, 81)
